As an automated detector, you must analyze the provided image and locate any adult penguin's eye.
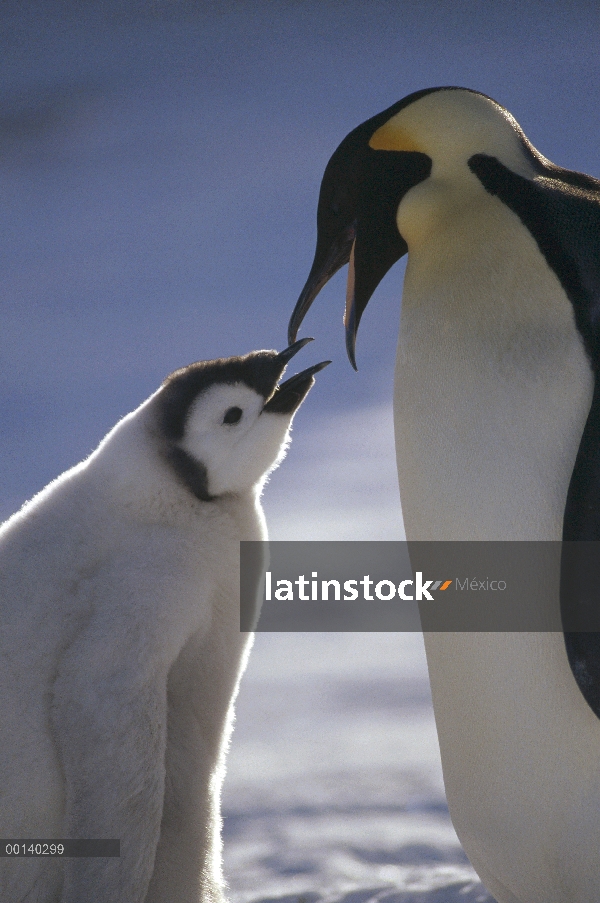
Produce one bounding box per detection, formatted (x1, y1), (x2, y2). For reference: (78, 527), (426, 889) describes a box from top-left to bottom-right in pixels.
(223, 406), (243, 425)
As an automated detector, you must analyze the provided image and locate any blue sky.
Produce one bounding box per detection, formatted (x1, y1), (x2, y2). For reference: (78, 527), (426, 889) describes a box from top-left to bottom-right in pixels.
(1, 0), (599, 535)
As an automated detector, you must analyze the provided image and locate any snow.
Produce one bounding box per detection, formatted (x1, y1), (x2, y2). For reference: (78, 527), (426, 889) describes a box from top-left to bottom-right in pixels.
(223, 634), (494, 903)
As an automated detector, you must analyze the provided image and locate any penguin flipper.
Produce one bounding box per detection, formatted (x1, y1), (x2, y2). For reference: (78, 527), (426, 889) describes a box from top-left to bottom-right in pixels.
(561, 381), (600, 718)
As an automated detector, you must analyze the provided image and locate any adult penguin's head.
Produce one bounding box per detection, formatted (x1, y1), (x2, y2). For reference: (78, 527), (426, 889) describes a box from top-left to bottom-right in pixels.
(288, 87), (543, 368)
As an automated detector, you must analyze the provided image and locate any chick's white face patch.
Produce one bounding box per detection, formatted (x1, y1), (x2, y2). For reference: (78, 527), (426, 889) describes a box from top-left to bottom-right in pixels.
(181, 382), (294, 496)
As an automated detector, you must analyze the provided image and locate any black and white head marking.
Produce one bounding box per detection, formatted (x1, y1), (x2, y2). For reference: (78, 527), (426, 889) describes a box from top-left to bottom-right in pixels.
(152, 341), (329, 502)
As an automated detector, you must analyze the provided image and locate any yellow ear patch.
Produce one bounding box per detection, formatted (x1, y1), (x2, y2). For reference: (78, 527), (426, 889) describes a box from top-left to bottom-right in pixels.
(369, 121), (423, 153)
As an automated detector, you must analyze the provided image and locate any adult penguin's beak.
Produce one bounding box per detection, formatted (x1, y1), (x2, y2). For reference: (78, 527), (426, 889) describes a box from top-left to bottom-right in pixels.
(289, 122), (431, 369)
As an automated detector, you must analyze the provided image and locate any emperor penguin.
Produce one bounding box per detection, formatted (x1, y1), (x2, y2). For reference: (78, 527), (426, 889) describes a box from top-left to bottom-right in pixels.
(288, 88), (600, 903)
(0, 340), (328, 903)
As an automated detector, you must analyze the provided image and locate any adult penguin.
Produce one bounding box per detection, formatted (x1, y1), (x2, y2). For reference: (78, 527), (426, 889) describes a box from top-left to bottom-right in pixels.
(288, 87), (600, 903)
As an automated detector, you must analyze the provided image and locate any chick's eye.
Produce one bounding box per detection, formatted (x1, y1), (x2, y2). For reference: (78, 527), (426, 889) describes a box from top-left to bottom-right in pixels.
(223, 406), (243, 425)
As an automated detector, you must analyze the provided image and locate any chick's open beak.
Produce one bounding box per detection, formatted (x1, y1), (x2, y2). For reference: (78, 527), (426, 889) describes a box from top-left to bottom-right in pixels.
(263, 339), (330, 415)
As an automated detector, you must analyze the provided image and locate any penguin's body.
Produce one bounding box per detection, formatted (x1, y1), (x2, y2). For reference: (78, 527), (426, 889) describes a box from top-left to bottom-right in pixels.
(397, 176), (599, 899)
(0, 342), (327, 903)
(289, 88), (600, 903)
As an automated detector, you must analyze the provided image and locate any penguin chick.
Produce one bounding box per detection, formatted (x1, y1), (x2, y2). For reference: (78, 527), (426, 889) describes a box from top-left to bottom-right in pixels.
(0, 339), (329, 903)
